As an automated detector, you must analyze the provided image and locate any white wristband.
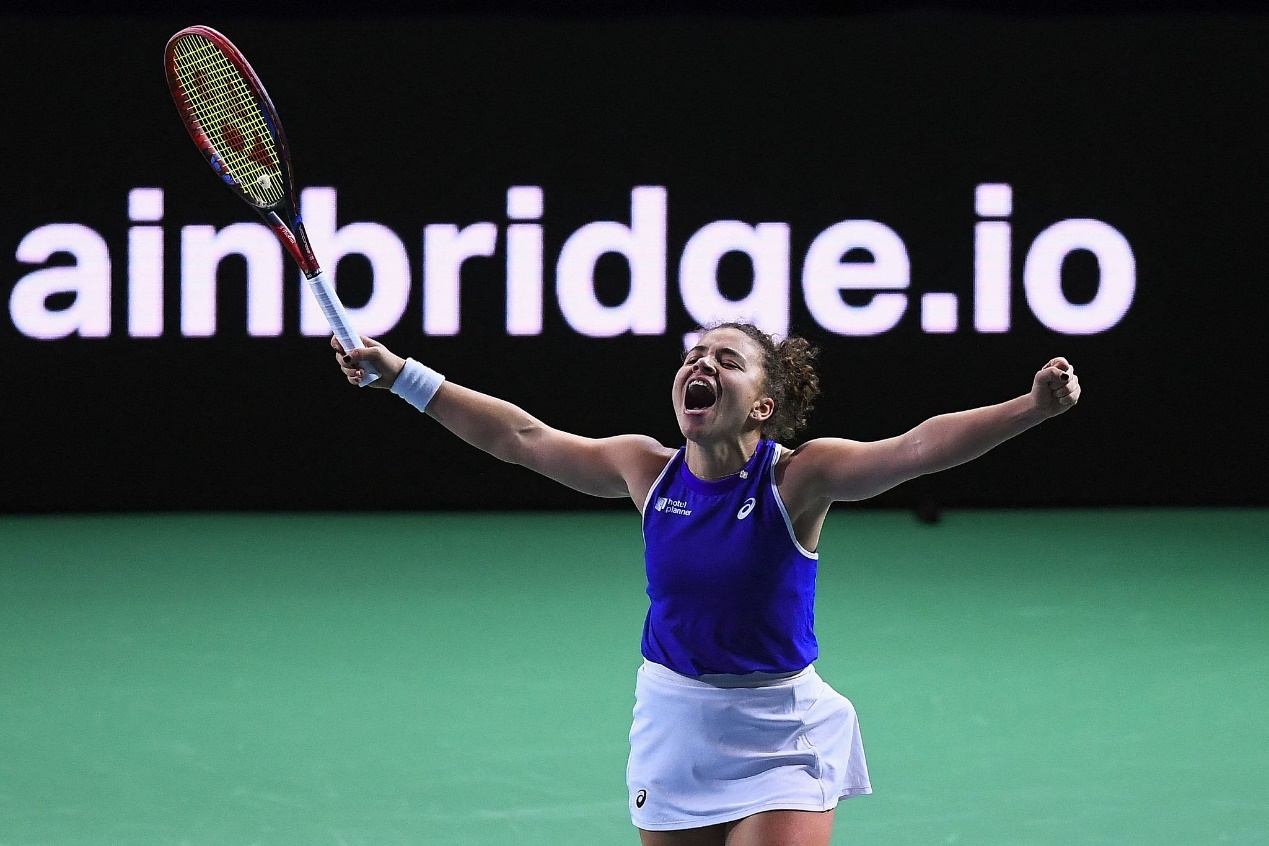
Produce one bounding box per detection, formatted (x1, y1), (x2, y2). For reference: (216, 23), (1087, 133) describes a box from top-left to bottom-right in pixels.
(391, 358), (446, 412)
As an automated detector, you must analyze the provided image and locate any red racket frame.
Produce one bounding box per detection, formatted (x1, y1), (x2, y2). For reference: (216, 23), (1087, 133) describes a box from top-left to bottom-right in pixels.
(164, 25), (321, 278)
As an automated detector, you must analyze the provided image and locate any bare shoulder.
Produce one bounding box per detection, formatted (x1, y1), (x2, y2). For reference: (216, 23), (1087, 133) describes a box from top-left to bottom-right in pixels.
(773, 440), (862, 550)
(601, 434), (676, 510)
(775, 437), (877, 510)
(771, 436), (852, 489)
(602, 433), (675, 466)
(777, 438), (868, 477)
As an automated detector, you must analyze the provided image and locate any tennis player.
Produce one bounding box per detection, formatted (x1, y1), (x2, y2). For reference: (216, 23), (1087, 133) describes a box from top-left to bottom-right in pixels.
(332, 323), (1080, 846)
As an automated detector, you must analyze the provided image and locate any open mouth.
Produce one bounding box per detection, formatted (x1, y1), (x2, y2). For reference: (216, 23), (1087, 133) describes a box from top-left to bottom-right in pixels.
(684, 378), (717, 412)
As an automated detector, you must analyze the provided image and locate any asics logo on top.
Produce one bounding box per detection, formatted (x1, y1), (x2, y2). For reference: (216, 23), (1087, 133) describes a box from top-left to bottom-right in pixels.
(737, 497), (756, 519)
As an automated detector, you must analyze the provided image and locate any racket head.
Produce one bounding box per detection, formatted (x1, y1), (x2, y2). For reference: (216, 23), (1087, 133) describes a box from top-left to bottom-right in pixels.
(164, 26), (298, 216)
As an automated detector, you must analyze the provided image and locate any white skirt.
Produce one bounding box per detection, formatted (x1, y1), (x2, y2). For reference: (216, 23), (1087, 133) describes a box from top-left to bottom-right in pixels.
(627, 660), (872, 831)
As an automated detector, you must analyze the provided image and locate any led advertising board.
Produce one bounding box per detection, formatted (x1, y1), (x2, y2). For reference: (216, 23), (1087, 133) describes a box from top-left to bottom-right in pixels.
(3, 16), (1265, 510)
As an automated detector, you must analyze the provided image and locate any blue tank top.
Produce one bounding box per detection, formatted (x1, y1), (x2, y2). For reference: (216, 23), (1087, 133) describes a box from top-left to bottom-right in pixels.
(640, 439), (819, 677)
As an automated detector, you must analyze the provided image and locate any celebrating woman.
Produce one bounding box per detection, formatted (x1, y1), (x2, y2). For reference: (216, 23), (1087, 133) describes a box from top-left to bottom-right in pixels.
(333, 323), (1080, 846)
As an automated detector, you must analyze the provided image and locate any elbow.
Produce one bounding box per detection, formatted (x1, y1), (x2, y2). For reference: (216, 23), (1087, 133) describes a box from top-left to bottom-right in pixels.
(905, 432), (932, 476)
(494, 422), (538, 466)
(904, 430), (955, 478)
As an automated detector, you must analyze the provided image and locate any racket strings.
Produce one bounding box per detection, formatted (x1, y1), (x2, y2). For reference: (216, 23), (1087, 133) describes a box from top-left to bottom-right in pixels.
(171, 35), (285, 207)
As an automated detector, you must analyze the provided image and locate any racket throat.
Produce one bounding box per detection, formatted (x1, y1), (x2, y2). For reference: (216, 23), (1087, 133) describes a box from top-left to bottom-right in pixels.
(263, 210), (320, 276)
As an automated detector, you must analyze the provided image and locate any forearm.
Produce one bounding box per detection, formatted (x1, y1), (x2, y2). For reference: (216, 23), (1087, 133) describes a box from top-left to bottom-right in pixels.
(424, 381), (543, 465)
(383, 358), (650, 499)
(907, 394), (1046, 475)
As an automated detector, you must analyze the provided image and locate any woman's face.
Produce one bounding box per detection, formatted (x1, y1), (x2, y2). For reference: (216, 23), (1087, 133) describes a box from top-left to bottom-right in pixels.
(672, 327), (773, 441)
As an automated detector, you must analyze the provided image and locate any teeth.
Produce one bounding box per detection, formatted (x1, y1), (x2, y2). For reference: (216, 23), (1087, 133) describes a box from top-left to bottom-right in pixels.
(685, 377), (717, 412)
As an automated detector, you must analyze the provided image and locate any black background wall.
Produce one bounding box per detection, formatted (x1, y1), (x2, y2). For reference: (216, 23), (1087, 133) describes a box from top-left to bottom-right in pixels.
(2, 5), (1266, 511)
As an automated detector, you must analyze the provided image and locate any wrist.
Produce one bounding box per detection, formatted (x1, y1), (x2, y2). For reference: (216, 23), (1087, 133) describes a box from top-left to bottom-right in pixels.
(378, 354), (406, 390)
(391, 358), (446, 412)
(1021, 393), (1050, 426)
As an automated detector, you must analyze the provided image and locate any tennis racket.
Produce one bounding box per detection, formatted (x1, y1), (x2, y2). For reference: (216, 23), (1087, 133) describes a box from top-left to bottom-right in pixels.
(164, 25), (379, 385)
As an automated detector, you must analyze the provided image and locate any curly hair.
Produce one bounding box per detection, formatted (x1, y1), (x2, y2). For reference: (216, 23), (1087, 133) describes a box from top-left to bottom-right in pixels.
(697, 322), (821, 442)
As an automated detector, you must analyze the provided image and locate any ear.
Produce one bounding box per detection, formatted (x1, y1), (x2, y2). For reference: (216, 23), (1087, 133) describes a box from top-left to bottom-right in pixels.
(750, 396), (775, 423)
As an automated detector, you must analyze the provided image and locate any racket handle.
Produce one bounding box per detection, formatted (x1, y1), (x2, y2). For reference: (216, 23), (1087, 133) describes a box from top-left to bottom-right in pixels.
(306, 270), (381, 387)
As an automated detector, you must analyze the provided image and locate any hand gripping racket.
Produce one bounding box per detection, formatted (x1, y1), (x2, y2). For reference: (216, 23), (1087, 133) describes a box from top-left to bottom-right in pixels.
(164, 25), (379, 385)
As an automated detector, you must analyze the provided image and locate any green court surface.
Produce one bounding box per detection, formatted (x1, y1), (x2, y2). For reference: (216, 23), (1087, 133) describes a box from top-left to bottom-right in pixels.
(1, 510), (1265, 845)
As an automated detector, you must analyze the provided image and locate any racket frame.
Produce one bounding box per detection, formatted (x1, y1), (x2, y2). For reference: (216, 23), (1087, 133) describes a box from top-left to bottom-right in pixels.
(165, 25), (320, 277)
(165, 26), (379, 384)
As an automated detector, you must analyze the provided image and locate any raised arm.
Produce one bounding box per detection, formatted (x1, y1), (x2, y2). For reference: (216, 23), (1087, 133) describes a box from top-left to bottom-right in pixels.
(334, 337), (671, 502)
(784, 358), (1082, 504)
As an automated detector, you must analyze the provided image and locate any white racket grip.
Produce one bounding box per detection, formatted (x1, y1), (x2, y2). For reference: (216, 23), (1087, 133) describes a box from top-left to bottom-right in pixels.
(306, 270), (380, 387)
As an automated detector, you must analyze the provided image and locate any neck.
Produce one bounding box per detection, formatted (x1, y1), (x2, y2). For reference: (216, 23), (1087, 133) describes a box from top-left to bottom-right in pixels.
(684, 432), (763, 480)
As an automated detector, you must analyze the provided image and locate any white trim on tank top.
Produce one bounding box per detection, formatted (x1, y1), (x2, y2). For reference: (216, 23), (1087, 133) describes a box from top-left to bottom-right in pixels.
(770, 445), (819, 560)
(641, 450), (679, 517)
